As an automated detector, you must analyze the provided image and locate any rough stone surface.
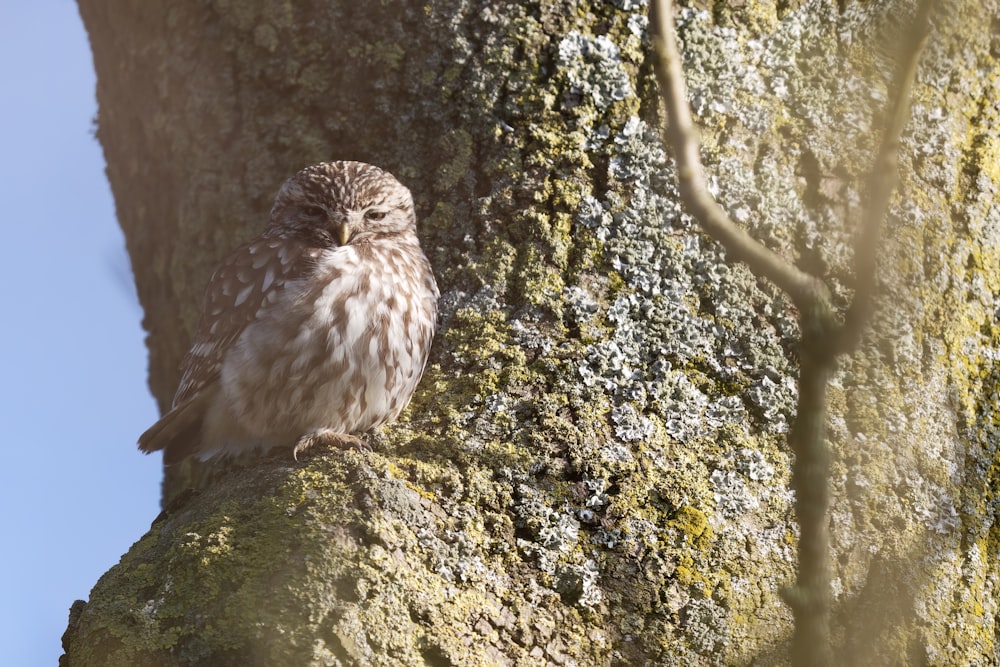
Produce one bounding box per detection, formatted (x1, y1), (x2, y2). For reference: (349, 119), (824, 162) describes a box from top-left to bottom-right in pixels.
(66, 0), (1000, 664)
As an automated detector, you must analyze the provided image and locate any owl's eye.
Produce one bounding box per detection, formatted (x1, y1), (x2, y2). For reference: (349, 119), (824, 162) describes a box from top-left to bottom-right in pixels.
(302, 205), (326, 218)
(364, 209), (388, 221)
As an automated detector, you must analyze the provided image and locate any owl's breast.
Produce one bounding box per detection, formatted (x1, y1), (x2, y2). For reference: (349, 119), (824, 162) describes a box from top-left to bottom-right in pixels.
(218, 241), (437, 447)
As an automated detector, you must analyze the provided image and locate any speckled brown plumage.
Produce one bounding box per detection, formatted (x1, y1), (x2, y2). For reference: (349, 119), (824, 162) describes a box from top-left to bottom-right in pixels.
(138, 161), (439, 464)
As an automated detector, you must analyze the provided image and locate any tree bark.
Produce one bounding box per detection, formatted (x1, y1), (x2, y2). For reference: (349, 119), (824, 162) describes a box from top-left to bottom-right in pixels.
(64, 0), (1000, 665)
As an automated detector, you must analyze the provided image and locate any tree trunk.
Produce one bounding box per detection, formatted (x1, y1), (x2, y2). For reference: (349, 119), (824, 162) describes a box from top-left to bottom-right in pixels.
(64, 0), (1000, 664)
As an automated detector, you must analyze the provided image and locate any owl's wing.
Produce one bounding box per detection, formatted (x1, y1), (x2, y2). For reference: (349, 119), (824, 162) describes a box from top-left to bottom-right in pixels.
(138, 236), (319, 461)
(173, 237), (317, 405)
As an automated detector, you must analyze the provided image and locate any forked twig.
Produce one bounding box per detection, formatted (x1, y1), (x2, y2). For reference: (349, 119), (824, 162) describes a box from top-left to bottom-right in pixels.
(648, 1), (935, 664)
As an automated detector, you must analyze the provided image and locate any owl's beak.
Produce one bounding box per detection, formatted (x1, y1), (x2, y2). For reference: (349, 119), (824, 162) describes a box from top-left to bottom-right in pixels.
(338, 223), (351, 246)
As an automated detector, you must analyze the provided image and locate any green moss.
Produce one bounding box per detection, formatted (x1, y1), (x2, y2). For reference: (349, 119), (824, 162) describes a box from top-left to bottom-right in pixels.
(434, 130), (473, 193)
(669, 506), (714, 552)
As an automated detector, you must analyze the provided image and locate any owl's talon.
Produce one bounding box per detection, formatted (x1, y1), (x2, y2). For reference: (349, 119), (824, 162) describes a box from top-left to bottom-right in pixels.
(293, 431), (369, 461)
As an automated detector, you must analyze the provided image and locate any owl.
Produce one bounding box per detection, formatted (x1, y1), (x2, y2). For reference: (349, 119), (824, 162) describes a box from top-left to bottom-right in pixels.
(138, 161), (439, 464)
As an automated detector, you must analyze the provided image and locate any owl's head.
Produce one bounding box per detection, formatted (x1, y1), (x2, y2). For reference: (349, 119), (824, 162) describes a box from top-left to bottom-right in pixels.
(268, 161), (416, 247)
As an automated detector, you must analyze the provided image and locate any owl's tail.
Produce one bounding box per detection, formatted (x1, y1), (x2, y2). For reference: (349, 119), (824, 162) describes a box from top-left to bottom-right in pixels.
(138, 395), (207, 465)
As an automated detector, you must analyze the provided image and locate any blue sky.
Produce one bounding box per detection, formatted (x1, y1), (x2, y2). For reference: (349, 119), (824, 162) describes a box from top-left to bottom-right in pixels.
(0, 3), (163, 664)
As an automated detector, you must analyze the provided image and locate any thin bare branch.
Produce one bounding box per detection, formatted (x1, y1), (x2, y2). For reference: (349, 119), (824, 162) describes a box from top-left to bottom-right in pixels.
(649, 0), (829, 314)
(838, 0), (936, 352)
(649, 6), (838, 661)
(649, 1), (936, 665)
